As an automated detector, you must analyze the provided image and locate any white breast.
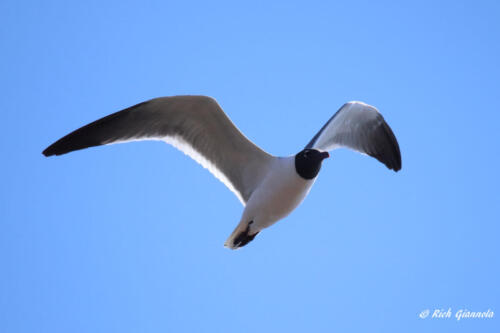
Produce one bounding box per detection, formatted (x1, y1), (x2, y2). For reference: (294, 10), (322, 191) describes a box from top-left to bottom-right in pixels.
(242, 156), (317, 231)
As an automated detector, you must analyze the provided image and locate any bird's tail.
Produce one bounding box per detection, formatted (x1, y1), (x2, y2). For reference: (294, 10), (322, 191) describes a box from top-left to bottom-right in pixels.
(224, 220), (259, 250)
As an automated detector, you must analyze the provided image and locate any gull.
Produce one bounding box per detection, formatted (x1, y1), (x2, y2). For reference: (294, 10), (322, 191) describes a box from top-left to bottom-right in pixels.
(43, 95), (401, 249)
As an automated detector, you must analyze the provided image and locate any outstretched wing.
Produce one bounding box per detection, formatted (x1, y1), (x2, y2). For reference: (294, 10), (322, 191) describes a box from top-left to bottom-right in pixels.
(43, 95), (275, 204)
(306, 101), (401, 171)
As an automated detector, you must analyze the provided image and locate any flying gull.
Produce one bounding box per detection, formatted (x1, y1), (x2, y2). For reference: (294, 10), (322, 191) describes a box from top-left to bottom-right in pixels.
(43, 96), (401, 249)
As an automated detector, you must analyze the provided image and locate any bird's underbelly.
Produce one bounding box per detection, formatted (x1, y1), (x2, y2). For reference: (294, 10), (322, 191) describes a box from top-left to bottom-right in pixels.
(244, 172), (316, 230)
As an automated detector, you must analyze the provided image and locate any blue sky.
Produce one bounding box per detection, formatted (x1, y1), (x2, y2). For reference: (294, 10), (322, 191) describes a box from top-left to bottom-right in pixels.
(1, 0), (499, 332)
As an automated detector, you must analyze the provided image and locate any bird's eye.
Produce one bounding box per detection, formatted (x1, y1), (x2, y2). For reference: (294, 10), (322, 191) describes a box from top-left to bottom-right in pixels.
(303, 152), (309, 158)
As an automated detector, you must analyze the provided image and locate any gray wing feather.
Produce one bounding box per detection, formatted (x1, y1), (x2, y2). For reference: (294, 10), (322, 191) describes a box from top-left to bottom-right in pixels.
(43, 95), (274, 204)
(306, 101), (401, 171)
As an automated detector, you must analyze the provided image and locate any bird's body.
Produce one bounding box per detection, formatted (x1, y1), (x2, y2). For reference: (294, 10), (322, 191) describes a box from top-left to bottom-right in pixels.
(226, 156), (317, 248)
(43, 95), (401, 249)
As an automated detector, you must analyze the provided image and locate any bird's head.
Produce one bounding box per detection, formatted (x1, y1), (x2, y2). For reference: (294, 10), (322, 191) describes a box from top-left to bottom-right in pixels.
(294, 149), (329, 180)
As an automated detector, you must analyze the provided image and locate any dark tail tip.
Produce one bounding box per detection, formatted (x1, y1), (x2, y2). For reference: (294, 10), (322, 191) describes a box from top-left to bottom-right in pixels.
(233, 230), (260, 249)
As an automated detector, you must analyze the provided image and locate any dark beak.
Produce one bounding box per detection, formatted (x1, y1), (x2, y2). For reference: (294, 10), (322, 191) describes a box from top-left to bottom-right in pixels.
(320, 151), (330, 160)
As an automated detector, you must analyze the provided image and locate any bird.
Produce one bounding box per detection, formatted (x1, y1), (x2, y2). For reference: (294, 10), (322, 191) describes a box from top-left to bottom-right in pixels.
(43, 95), (401, 249)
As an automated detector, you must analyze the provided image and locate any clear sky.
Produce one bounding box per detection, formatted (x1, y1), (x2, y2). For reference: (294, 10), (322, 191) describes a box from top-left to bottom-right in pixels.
(1, 0), (499, 332)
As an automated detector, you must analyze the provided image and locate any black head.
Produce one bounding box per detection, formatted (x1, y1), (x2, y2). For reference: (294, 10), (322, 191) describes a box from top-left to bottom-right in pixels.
(294, 149), (330, 180)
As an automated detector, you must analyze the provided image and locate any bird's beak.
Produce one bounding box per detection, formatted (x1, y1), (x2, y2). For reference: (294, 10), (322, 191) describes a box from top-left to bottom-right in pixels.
(320, 151), (330, 160)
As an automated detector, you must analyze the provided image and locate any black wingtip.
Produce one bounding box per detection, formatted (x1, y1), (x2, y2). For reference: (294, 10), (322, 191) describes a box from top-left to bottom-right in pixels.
(41, 137), (95, 157)
(386, 156), (401, 172)
(41, 100), (153, 158)
(42, 139), (80, 157)
(394, 157), (402, 172)
(379, 120), (402, 172)
(388, 150), (402, 172)
(42, 146), (55, 157)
